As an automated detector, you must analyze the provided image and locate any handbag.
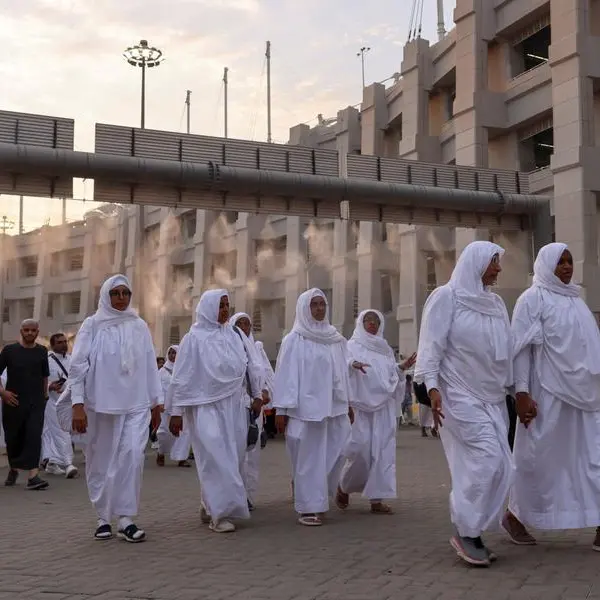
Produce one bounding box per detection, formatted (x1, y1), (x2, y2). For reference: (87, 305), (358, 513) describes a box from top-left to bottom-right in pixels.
(247, 408), (260, 449)
(413, 381), (431, 407)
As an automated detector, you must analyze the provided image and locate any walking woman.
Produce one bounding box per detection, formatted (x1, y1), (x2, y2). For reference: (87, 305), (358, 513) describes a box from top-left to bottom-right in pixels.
(414, 241), (513, 566)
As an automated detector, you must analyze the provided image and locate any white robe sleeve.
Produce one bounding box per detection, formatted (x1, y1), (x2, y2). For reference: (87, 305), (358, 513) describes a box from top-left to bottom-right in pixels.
(511, 289), (543, 395)
(69, 317), (94, 407)
(414, 286), (454, 393)
(272, 334), (301, 412)
(246, 353), (264, 400)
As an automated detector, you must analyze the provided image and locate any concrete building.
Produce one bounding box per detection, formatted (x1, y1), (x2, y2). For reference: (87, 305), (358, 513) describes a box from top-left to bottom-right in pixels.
(3, 0), (597, 357)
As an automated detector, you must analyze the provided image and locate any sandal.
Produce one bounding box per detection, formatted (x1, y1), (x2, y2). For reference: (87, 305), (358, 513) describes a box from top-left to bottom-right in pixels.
(177, 460), (191, 468)
(370, 502), (394, 514)
(298, 514), (322, 527)
(335, 487), (349, 510)
(156, 454), (165, 467)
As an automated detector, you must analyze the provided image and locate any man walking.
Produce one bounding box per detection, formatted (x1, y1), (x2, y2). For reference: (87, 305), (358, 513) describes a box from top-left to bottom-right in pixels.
(0, 319), (50, 490)
(42, 333), (77, 478)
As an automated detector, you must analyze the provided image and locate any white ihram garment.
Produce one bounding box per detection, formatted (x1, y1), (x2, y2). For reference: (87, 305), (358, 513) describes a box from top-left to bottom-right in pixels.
(169, 290), (263, 523)
(156, 345), (191, 462)
(415, 241), (514, 538)
(70, 274), (161, 522)
(42, 352), (74, 468)
(418, 404), (434, 429)
(509, 243), (600, 530)
(273, 288), (351, 515)
(340, 310), (405, 501)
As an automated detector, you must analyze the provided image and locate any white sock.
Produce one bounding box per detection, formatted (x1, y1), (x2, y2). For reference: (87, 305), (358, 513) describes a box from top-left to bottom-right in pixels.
(118, 516), (133, 530)
(97, 518), (109, 528)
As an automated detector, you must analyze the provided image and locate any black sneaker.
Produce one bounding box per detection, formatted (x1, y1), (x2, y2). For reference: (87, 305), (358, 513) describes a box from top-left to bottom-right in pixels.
(94, 524), (113, 540)
(117, 524), (146, 543)
(26, 475), (49, 490)
(5, 469), (18, 486)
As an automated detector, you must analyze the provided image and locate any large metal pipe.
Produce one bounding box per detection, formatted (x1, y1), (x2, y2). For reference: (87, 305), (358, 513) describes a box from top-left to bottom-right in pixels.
(0, 142), (549, 216)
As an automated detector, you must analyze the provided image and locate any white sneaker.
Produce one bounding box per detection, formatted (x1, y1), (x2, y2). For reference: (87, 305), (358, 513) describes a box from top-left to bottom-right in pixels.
(65, 465), (78, 479)
(46, 463), (66, 476)
(209, 519), (235, 533)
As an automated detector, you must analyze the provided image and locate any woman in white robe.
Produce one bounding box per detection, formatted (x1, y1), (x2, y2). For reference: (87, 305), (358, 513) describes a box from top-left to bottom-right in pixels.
(156, 345), (191, 468)
(273, 288), (363, 527)
(414, 241), (513, 567)
(168, 289), (264, 533)
(70, 274), (161, 543)
(504, 242), (600, 550)
(337, 309), (414, 514)
(231, 312), (269, 510)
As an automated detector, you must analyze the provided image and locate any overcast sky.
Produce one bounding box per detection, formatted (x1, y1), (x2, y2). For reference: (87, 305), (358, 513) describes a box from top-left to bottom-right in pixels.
(0, 0), (456, 230)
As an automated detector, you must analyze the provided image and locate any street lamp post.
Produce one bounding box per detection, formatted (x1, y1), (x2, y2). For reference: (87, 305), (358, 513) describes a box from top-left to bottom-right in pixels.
(357, 46), (371, 89)
(123, 39), (164, 129)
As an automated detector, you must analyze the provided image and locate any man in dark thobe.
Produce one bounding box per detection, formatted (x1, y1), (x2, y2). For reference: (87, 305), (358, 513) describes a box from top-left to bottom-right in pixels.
(0, 319), (50, 489)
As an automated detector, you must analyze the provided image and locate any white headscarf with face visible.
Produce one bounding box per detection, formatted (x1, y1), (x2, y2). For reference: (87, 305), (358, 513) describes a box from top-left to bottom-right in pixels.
(91, 274), (139, 375)
(163, 345), (179, 371)
(169, 289), (248, 405)
(291, 288), (345, 345)
(231, 312), (267, 394)
(348, 309), (399, 401)
(448, 240), (507, 318)
(532, 242), (580, 298)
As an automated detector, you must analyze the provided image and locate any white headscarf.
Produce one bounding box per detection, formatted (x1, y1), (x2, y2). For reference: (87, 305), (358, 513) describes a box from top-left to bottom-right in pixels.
(348, 309), (399, 399)
(349, 309), (395, 358)
(164, 344), (179, 371)
(91, 274), (140, 374)
(448, 241), (507, 318)
(512, 242), (600, 410)
(174, 289), (247, 400)
(291, 288), (345, 345)
(532, 242), (580, 298)
(231, 311), (263, 369)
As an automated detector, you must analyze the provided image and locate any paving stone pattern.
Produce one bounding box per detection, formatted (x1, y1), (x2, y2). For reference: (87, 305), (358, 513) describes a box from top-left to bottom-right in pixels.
(0, 428), (597, 600)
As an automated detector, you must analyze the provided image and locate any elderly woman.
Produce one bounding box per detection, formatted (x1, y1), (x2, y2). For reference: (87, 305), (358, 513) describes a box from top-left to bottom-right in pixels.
(155, 345), (191, 468)
(168, 290), (264, 533)
(230, 312), (269, 510)
(414, 241), (513, 567)
(336, 309), (415, 515)
(70, 274), (161, 543)
(274, 288), (365, 527)
(504, 243), (600, 551)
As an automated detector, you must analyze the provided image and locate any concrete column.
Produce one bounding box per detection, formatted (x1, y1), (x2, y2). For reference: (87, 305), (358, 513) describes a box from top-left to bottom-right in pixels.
(399, 38), (440, 162)
(284, 217), (305, 329)
(550, 0), (600, 309)
(493, 231), (532, 315)
(152, 207), (174, 352)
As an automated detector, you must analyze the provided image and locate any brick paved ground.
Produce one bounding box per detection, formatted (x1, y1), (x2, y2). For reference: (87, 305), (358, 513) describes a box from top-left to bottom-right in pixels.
(0, 427), (598, 600)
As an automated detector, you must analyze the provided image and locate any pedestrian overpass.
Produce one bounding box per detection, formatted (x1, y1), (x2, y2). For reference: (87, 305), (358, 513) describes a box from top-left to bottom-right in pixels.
(0, 109), (552, 247)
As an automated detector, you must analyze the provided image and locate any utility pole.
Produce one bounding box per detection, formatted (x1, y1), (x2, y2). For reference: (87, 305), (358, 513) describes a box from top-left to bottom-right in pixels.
(357, 46), (371, 89)
(0, 215), (14, 344)
(185, 90), (191, 134)
(437, 0), (446, 40)
(266, 41), (272, 143)
(223, 67), (229, 138)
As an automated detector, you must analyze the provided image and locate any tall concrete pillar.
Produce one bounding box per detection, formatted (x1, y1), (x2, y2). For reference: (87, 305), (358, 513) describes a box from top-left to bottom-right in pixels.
(550, 0), (600, 309)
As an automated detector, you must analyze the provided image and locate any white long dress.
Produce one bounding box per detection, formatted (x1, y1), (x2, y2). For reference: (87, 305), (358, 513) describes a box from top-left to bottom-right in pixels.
(69, 274), (161, 524)
(509, 242), (600, 530)
(230, 312), (268, 506)
(42, 352), (74, 468)
(414, 241), (514, 539)
(156, 345), (191, 462)
(169, 289), (264, 523)
(340, 310), (405, 501)
(273, 288), (352, 515)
